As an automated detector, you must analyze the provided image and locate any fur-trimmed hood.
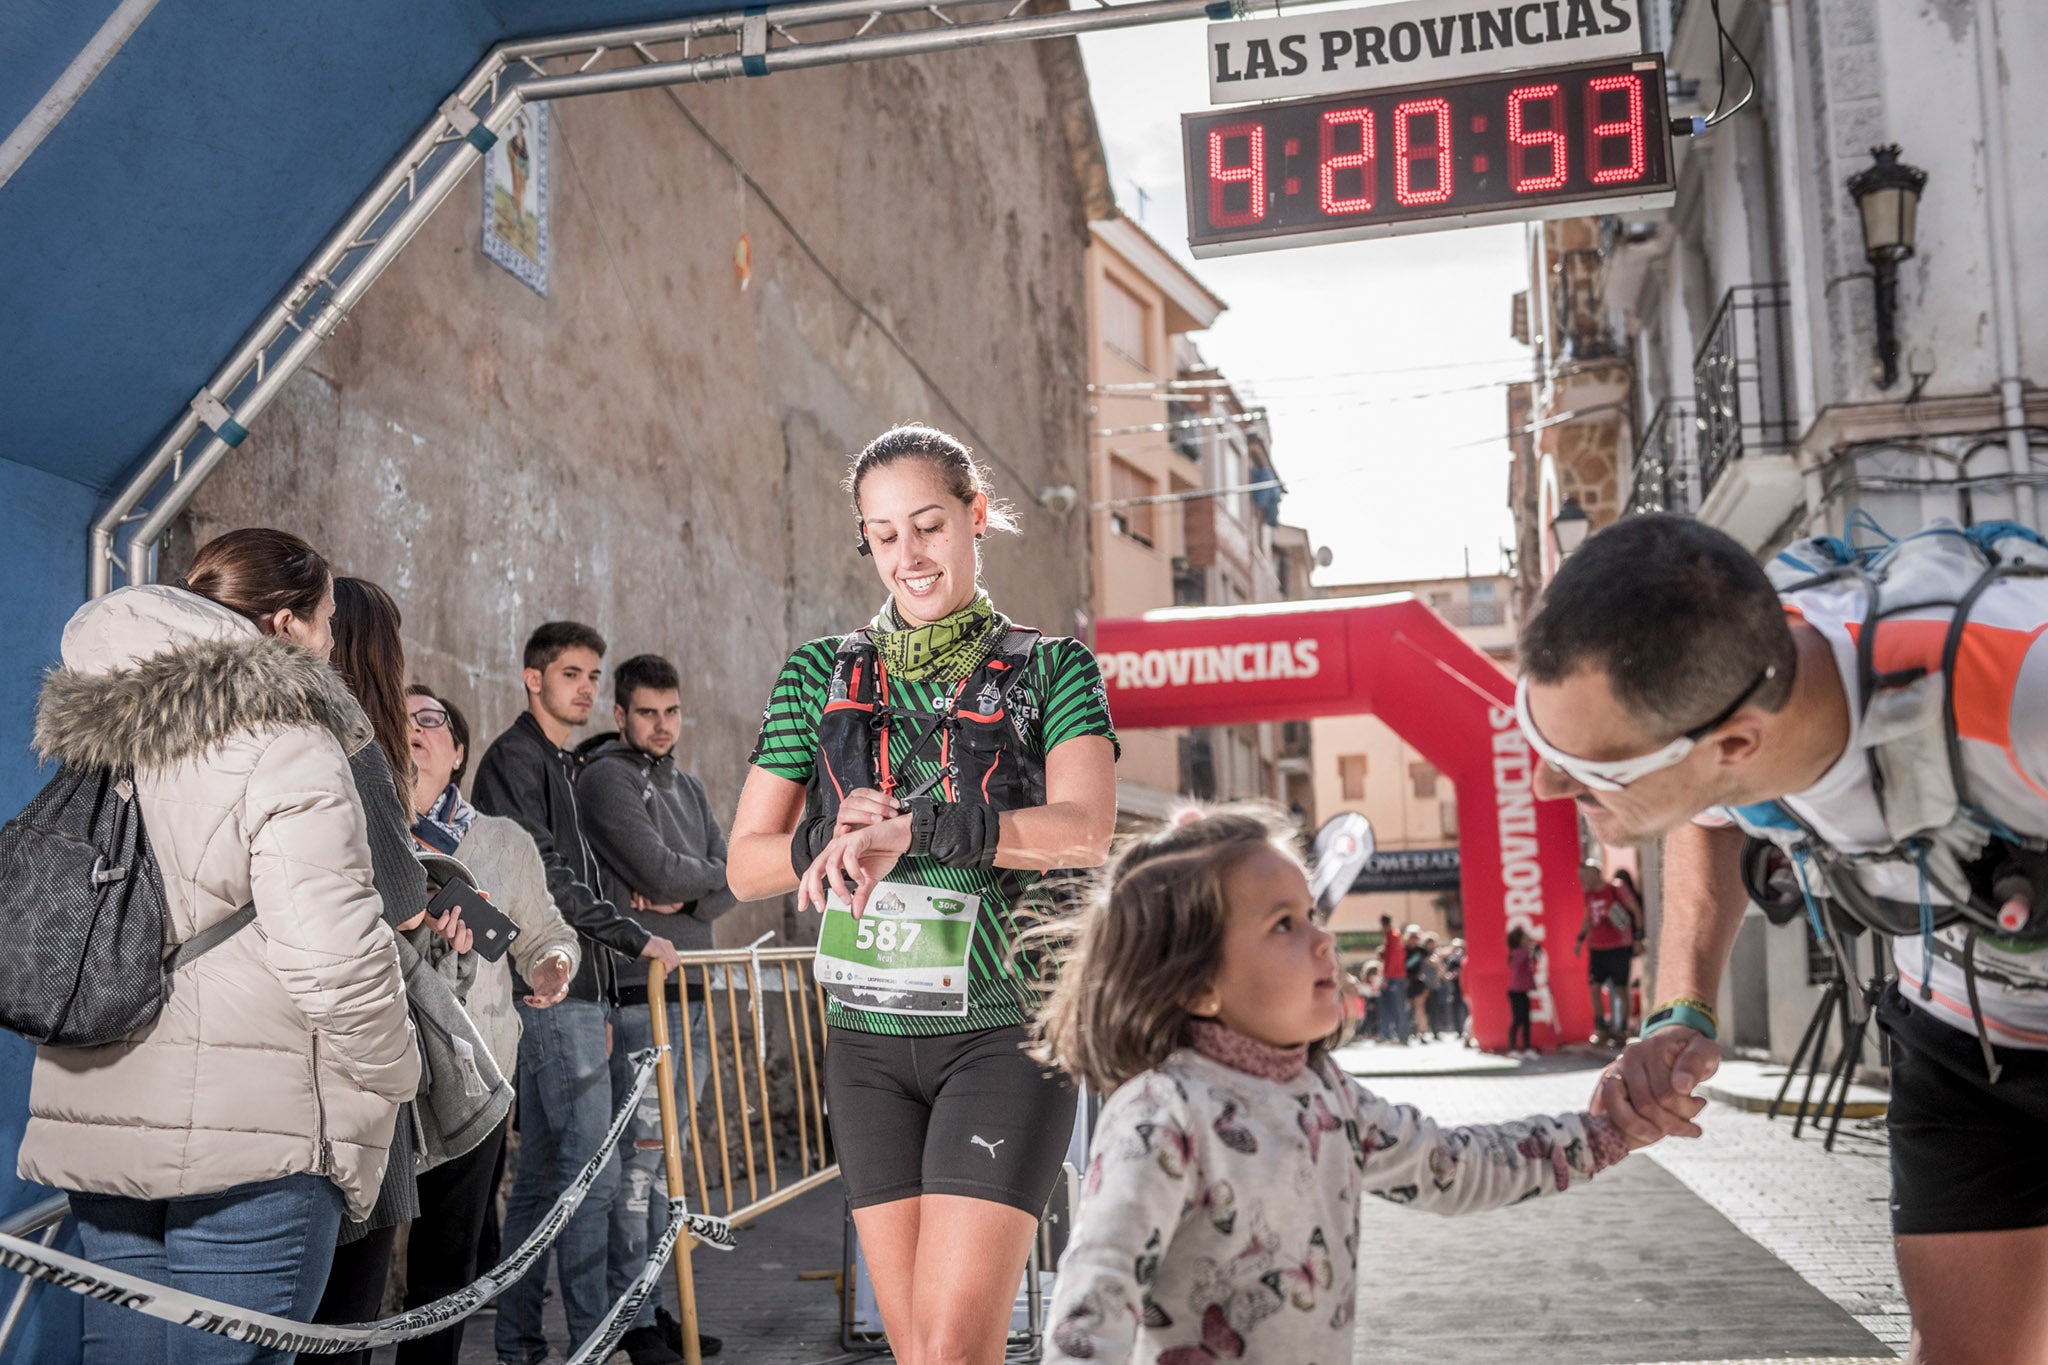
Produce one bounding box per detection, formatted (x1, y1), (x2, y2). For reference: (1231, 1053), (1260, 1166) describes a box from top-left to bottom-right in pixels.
(36, 584), (370, 771)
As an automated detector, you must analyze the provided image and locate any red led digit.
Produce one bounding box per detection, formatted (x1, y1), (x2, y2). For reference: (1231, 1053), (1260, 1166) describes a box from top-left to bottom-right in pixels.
(1586, 74), (1646, 185)
(1506, 83), (1567, 192)
(1208, 121), (1267, 228)
(1317, 107), (1376, 214)
(1393, 97), (1453, 206)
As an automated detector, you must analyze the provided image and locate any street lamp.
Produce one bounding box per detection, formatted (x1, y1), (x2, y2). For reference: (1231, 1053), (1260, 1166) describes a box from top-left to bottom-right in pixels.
(1550, 496), (1591, 557)
(1846, 144), (1928, 389)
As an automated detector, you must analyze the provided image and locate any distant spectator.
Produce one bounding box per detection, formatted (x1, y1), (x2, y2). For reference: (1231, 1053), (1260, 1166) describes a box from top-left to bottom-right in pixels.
(1507, 926), (1540, 1056)
(1405, 927), (1435, 1041)
(1360, 961), (1386, 1040)
(1576, 864), (1642, 1047)
(1378, 915), (1409, 1042)
(1444, 936), (1470, 1039)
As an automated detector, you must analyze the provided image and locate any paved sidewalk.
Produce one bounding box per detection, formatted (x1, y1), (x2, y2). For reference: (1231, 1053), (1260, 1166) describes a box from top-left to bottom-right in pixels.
(396, 1181), (852, 1365)
(1343, 1039), (1907, 1356)
(407, 1040), (1907, 1362)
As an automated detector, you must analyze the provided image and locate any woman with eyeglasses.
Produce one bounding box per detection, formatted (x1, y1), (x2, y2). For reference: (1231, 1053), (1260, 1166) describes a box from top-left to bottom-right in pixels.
(398, 685), (579, 1365)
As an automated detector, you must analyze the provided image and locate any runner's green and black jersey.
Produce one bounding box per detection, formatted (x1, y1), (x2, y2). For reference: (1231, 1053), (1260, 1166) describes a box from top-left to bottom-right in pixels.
(750, 634), (1118, 1036)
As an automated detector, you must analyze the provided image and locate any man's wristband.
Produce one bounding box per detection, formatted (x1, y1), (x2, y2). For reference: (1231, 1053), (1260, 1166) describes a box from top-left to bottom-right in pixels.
(1641, 995), (1718, 1041)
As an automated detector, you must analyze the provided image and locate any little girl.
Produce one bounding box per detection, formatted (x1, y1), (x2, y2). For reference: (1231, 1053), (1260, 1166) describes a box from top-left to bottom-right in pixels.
(1036, 804), (1632, 1364)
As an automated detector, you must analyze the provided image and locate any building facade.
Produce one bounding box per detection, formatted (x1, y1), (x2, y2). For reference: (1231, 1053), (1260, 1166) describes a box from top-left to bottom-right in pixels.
(1086, 216), (1320, 822)
(1509, 0), (2048, 1061)
(1311, 574), (1516, 939)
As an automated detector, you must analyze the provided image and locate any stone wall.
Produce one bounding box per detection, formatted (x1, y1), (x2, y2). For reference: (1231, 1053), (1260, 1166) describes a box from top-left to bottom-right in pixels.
(168, 29), (1107, 946)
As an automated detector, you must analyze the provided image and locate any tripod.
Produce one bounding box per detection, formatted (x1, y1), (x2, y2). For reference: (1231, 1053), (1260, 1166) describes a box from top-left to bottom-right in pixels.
(1767, 958), (1885, 1152)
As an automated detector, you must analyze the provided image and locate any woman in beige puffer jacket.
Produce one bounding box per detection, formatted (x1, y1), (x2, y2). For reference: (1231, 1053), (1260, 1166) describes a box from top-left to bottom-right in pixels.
(21, 579), (420, 1355)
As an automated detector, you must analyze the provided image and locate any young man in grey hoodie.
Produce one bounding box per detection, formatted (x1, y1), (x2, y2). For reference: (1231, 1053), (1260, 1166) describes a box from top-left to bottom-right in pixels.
(578, 653), (736, 1364)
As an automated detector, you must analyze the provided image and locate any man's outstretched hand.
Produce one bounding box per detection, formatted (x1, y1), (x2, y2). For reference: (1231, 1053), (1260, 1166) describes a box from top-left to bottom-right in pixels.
(1590, 1025), (1719, 1145)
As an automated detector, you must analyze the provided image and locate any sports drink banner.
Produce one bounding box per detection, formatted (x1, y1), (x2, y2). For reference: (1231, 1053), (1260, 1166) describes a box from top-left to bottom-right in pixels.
(1095, 595), (1591, 1052)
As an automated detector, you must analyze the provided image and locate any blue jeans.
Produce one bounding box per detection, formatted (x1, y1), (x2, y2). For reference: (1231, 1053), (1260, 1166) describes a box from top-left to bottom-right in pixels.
(496, 998), (620, 1363)
(71, 1172), (344, 1365)
(608, 999), (711, 1330)
(1378, 988), (1410, 1040)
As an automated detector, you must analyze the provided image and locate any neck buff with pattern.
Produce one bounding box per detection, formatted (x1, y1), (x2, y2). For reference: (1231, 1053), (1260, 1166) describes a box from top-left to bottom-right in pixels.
(1189, 1017), (1311, 1083)
(870, 588), (1004, 683)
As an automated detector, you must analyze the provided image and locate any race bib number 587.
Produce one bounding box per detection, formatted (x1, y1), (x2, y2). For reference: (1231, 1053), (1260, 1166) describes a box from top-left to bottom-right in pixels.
(814, 881), (981, 1017)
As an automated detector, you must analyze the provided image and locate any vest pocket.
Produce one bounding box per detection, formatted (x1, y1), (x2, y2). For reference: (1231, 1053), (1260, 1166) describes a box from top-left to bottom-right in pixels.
(952, 711), (1025, 808)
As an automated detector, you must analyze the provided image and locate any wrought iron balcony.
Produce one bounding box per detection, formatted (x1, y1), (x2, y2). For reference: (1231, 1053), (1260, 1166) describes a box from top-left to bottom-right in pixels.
(1627, 398), (1702, 516)
(1694, 284), (1796, 497)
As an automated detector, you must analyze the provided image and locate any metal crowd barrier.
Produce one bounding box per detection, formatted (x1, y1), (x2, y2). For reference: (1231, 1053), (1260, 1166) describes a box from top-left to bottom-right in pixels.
(0, 945), (831, 1364)
(647, 945), (836, 1365)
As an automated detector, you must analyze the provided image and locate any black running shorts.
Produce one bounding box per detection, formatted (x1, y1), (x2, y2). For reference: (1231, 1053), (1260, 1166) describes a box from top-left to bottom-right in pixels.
(825, 1024), (1077, 1215)
(1877, 983), (2048, 1236)
(1587, 945), (1634, 990)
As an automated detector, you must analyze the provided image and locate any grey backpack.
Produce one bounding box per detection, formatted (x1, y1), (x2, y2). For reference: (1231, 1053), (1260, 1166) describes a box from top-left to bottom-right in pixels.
(0, 763), (251, 1046)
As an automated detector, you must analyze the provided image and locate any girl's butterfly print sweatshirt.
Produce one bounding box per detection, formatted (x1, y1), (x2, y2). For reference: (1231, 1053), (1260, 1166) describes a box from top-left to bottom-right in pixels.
(1046, 1021), (1626, 1364)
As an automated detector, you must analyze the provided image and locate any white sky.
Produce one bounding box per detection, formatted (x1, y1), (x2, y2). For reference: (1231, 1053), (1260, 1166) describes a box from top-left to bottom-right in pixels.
(1077, 21), (1534, 586)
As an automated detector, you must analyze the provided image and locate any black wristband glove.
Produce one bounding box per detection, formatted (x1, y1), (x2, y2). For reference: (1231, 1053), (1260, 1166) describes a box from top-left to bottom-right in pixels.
(905, 798), (940, 858)
(929, 802), (1000, 870)
(789, 815), (834, 879)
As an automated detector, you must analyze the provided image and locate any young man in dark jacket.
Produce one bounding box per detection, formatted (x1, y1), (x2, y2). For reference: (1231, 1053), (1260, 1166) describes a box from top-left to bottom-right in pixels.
(579, 653), (737, 1364)
(473, 621), (681, 1365)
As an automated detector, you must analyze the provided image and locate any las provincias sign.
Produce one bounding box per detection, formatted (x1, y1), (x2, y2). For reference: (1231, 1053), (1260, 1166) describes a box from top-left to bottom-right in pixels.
(1209, 0), (1643, 104)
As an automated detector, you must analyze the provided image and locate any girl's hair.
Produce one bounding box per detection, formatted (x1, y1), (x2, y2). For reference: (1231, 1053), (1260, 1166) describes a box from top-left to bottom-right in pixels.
(1507, 926), (1527, 950)
(843, 424), (1019, 537)
(1613, 868), (1640, 896)
(184, 528), (330, 635)
(331, 577), (414, 793)
(1030, 801), (1337, 1093)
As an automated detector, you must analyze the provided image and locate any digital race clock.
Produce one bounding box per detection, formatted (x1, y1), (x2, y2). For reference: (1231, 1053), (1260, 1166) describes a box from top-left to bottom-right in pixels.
(1182, 53), (1675, 257)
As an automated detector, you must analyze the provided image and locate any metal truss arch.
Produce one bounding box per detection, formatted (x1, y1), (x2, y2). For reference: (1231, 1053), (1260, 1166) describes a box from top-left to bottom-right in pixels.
(89, 0), (1274, 595)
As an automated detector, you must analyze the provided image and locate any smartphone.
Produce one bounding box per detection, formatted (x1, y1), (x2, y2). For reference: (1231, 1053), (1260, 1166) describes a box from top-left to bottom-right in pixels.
(426, 877), (521, 963)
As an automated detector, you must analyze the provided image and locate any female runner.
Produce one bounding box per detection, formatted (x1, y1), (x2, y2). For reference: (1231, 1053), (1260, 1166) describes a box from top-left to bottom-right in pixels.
(730, 424), (1118, 1365)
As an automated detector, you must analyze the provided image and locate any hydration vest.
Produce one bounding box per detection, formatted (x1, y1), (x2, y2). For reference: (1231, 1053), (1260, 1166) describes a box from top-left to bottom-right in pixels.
(809, 626), (1045, 821)
(1722, 519), (2048, 1074)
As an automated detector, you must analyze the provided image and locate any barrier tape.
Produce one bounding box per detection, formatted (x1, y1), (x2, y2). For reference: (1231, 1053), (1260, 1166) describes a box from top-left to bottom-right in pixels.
(0, 1047), (734, 1354)
(563, 1197), (721, 1365)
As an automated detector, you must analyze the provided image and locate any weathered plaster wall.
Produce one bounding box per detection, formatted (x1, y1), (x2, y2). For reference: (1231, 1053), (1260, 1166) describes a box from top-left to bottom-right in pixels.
(169, 33), (1104, 945)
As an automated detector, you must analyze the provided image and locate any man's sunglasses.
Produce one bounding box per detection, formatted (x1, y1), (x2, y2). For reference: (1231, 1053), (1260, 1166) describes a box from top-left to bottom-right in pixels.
(1514, 664), (1776, 792)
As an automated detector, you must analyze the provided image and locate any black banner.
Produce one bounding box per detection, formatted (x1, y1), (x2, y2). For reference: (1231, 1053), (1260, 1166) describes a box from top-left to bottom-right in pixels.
(1350, 847), (1461, 894)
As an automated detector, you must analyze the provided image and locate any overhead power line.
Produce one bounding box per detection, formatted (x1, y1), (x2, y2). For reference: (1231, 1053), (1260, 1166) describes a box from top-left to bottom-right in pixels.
(1091, 478), (1284, 511)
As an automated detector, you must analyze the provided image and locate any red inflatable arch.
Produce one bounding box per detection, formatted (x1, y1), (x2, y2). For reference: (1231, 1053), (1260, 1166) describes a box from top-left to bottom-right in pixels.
(1095, 595), (1592, 1053)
